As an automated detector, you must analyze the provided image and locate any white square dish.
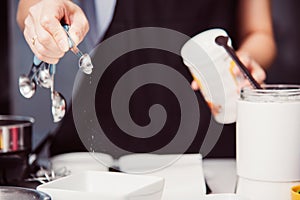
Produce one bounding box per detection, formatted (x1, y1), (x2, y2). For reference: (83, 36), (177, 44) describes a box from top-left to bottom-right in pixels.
(37, 171), (164, 200)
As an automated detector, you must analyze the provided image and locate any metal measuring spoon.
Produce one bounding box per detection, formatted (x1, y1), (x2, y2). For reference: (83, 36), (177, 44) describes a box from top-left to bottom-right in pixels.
(49, 64), (66, 122)
(51, 91), (66, 123)
(78, 53), (93, 74)
(19, 75), (36, 98)
(36, 64), (52, 88)
(215, 36), (262, 89)
(19, 50), (67, 122)
(18, 56), (43, 98)
(62, 25), (93, 74)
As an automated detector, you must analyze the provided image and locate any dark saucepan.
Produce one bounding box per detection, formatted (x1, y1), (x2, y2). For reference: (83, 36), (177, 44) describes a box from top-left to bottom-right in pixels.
(0, 115), (34, 185)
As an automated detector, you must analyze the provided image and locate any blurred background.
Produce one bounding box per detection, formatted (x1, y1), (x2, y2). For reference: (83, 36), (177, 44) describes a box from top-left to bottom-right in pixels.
(2, 0), (300, 158)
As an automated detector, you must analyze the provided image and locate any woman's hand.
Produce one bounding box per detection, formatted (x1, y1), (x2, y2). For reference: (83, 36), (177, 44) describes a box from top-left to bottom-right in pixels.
(20, 0), (89, 64)
(235, 51), (266, 89)
(191, 51), (266, 91)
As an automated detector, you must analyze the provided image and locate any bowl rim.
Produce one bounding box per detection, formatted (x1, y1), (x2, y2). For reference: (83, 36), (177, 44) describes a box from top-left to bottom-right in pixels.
(0, 186), (51, 199)
(0, 115), (34, 128)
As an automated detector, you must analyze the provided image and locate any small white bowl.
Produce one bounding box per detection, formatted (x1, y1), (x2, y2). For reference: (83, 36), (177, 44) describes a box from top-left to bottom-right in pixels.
(50, 152), (114, 174)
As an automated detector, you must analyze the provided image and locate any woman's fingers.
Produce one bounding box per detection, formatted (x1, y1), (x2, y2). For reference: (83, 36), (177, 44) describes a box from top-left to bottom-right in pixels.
(22, 0), (89, 64)
(24, 16), (60, 64)
(191, 80), (199, 91)
(236, 51), (266, 86)
(67, 3), (89, 46)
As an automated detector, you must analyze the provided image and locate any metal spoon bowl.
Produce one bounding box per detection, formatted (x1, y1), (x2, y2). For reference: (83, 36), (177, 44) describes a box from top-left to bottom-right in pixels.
(18, 75), (36, 98)
(79, 53), (93, 74)
(36, 68), (52, 88)
(51, 91), (66, 123)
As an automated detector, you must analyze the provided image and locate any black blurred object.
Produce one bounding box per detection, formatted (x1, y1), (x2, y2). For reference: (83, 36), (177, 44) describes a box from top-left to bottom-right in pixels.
(109, 166), (122, 173)
(0, 150), (30, 185)
(267, 0), (300, 84)
(0, 116), (33, 186)
(0, 133), (53, 187)
(0, 0), (10, 114)
(0, 118), (53, 186)
(205, 180), (212, 194)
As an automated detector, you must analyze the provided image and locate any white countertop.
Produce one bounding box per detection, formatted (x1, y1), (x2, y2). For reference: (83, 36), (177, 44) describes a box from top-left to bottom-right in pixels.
(47, 153), (238, 199)
(46, 155), (298, 200)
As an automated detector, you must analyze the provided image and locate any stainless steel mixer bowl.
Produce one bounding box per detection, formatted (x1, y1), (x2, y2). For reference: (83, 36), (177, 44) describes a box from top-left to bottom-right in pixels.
(0, 186), (51, 200)
(0, 115), (34, 153)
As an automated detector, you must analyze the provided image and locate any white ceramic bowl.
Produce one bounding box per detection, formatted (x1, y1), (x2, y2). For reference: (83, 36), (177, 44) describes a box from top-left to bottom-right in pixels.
(37, 171), (164, 200)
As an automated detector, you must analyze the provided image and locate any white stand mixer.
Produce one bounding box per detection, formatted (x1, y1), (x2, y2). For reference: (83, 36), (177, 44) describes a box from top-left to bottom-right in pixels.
(236, 84), (300, 200)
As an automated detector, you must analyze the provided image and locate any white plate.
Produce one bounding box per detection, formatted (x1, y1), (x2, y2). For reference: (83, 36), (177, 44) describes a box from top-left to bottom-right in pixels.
(37, 171), (164, 200)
